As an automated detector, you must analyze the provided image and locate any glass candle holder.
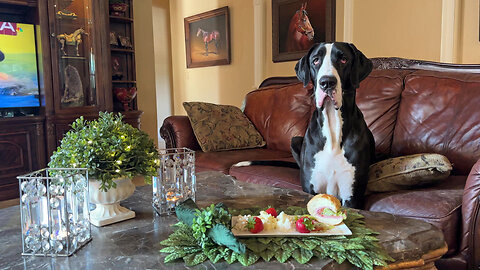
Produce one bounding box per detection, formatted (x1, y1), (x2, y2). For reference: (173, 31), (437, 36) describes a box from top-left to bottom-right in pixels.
(153, 148), (196, 215)
(17, 168), (91, 256)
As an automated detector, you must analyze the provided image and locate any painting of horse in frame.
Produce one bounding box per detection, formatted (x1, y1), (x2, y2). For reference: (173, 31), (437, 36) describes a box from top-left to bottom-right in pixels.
(272, 0), (336, 62)
(184, 7), (230, 68)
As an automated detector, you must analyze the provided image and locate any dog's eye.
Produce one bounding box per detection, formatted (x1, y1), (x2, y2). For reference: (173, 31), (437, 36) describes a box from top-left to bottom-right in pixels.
(340, 57), (348, 64)
(312, 58), (319, 65)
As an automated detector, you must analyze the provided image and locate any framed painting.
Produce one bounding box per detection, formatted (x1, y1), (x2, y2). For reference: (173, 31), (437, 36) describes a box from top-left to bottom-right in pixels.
(272, 0), (335, 62)
(184, 7), (231, 68)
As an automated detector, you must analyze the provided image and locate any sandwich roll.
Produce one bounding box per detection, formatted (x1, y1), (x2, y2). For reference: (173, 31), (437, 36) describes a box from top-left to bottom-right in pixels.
(307, 194), (346, 226)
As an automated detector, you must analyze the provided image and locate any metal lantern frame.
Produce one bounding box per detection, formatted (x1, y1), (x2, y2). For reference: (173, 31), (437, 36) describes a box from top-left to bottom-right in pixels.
(17, 168), (91, 257)
(153, 148), (196, 215)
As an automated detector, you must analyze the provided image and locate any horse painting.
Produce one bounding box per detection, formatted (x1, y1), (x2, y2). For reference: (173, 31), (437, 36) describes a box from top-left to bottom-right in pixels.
(196, 28), (220, 56)
(286, 2), (314, 52)
(57, 28), (87, 56)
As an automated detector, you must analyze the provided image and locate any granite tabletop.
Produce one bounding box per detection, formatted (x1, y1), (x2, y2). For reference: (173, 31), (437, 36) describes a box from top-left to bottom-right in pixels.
(0, 171), (446, 270)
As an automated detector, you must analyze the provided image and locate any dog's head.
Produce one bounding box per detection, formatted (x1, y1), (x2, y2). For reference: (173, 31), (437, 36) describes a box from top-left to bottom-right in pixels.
(295, 42), (372, 110)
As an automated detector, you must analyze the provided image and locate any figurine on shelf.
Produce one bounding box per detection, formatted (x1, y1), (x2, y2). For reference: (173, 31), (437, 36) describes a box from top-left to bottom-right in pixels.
(110, 32), (119, 46)
(56, 9), (78, 19)
(56, 0), (77, 19)
(112, 56), (123, 80)
(114, 87), (136, 111)
(109, 1), (129, 17)
(61, 65), (85, 107)
(57, 28), (87, 56)
(118, 35), (132, 48)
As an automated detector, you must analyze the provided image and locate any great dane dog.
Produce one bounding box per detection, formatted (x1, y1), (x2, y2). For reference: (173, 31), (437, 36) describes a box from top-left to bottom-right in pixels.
(234, 42), (374, 208)
(291, 42), (375, 209)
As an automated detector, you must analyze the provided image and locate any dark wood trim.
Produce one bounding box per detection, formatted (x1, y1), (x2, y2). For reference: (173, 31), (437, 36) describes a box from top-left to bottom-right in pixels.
(0, 0), (36, 7)
(371, 57), (480, 73)
(109, 15), (134, 23)
(111, 48), (135, 53)
(0, 116), (46, 201)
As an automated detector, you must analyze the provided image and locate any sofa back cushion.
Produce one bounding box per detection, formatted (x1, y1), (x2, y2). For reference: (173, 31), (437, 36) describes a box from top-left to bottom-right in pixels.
(243, 82), (314, 152)
(392, 70), (480, 175)
(357, 70), (411, 159)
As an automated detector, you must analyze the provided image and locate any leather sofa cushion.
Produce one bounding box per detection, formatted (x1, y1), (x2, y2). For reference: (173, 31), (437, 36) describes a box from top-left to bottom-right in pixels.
(367, 153), (452, 192)
(183, 102), (266, 152)
(392, 70), (480, 175)
(195, 149), (292, 174)
(357, 70), (412, 159)
(243, 82), (314, 152)
(365, 175), (466, 255)
(229, 157), (302, 191)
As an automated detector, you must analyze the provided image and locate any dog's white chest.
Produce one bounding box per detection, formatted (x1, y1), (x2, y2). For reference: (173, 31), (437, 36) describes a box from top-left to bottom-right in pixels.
(310, 102), (355, 202)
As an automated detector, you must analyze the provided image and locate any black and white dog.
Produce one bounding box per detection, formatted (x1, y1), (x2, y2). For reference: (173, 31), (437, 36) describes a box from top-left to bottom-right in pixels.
(291, 42), (375, 208)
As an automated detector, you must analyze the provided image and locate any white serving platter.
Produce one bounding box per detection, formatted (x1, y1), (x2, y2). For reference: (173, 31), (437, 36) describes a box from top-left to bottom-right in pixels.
(231, 216), (352, 237)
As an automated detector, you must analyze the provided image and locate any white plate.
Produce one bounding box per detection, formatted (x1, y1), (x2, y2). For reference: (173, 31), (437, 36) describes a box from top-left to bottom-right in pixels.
(231, 216), (352, 237)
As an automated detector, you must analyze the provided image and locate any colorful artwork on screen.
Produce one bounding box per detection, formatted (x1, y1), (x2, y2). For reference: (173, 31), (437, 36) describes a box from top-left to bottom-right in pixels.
(0, 22), (40, 108)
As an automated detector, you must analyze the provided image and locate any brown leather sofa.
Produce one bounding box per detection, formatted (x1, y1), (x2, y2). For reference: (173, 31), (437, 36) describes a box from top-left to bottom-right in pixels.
(160, 58), (480, 270)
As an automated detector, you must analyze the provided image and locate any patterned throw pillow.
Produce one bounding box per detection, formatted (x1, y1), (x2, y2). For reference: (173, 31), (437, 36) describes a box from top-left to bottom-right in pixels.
(183, 102), (266, 152)
(367, 153), (452, 192)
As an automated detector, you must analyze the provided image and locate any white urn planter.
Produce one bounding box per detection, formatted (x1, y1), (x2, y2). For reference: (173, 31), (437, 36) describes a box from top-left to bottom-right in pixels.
(88, 177), (136, 227)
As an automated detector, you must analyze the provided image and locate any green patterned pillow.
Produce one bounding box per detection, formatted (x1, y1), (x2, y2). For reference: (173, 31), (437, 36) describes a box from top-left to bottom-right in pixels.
(183, 102), (266, 152)
(368, 153), (452, 192)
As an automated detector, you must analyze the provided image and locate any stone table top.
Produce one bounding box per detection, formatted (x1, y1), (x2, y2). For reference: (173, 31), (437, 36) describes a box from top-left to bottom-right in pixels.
(0, 171), (446, 270)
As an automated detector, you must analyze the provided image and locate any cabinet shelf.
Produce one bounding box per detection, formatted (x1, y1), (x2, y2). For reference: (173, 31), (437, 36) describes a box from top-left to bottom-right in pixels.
(111, 48), (134, 53)
(112, 80), (136, 84)
(109, 16), (133, 23)
(60, 55), (86, 60)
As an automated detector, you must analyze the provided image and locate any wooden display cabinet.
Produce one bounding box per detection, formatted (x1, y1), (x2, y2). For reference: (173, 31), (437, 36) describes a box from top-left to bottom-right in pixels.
(0, 0), (141, 200)
(108, 0), (138, 112)
(44, 0), (141, 156)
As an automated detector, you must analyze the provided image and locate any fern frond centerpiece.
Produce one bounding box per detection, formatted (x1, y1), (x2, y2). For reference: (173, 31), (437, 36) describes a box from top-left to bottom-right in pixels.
(49, 112), (160, 226)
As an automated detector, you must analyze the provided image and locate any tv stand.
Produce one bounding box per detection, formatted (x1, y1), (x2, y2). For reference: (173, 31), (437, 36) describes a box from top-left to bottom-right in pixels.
(0, 116), (46, 200)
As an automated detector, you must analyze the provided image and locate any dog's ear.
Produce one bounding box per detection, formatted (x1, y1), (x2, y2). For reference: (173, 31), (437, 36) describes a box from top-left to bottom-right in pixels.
(295, 44), (317, 86)
(348, 43), (373, 89)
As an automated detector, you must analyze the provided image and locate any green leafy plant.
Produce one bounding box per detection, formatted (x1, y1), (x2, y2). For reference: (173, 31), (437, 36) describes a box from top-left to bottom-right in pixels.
(160, 207), (394, 269)
(191, 204), (231, 248)
(49, 112), (159, 191)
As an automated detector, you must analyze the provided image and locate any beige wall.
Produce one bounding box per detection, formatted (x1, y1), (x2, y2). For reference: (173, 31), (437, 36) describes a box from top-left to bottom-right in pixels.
(350, 0), (443, 61)
(152, 0), (173, 147)
(134, 0), (173, 146)
(134, 0), (158, 144)
(169, 0), (256, 115)
(147, 0), (480, 119)
(460, 0), (480, 63)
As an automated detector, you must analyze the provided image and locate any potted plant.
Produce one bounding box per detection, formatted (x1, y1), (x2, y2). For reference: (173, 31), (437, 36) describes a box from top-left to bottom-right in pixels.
(49, 112), (159, 226)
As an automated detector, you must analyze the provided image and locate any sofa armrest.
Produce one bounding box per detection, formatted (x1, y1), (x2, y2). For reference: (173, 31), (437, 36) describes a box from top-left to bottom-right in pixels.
(461, 158), (480, 268)
(159, 116), (201, 150)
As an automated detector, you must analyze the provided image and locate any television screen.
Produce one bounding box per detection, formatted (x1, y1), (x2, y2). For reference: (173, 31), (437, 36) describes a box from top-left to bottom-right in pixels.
(0, 22), (40, 108)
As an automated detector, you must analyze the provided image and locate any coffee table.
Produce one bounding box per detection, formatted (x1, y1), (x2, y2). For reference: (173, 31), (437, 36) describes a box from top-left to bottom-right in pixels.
(0, 171), (446, 269)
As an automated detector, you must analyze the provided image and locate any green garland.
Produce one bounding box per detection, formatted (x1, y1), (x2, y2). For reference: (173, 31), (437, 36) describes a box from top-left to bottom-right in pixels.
(160, 206), (394, 269)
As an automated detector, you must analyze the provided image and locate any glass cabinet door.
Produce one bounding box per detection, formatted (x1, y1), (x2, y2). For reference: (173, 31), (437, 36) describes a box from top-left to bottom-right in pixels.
(50, 0), (97, 109)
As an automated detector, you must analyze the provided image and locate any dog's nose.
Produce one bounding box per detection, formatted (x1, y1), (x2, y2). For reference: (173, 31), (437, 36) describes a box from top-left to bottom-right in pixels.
(319, 76), (337, 90)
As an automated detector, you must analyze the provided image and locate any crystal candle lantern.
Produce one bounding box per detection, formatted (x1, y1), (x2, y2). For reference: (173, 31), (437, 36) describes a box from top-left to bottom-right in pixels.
(153, 148), (196, 215)
(17, 168), (91, 256)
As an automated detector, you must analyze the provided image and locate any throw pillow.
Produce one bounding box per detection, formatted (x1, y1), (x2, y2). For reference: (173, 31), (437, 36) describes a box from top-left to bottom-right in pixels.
(183, 102), (266, 152)
(367, 153), (452, 192)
